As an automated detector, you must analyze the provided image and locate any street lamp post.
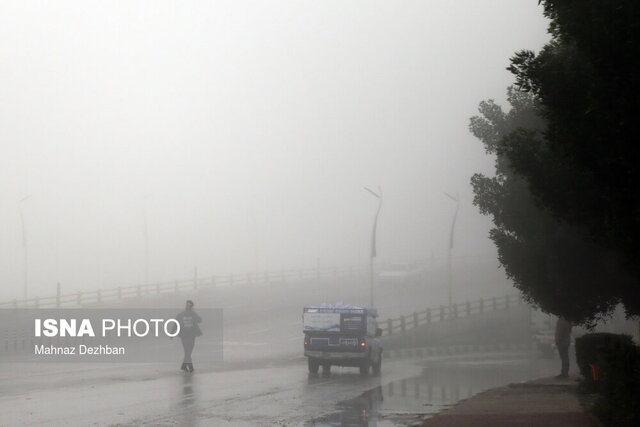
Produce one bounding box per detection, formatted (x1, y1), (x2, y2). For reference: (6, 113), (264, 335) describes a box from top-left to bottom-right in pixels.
(364, 186), (382, 308)
(19, 195), (32, 300)
(143, 207), (149, 285)
(139, 196), (150, 285)
(444, 192), (459, 319)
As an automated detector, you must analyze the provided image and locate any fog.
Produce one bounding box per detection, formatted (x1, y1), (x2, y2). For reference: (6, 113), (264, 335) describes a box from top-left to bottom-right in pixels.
(0, 1), (549, 300)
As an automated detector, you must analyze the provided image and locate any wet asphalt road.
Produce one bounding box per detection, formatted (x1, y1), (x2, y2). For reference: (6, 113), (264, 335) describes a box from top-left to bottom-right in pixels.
(0, 353), (558, 426)
(0, 276), (543, 425)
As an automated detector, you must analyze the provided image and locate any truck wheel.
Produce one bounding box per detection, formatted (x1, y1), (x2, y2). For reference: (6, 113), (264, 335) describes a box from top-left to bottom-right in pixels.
(359, 361), (370, 375)
(308, 358), (319, 374)
(322, 363), (331, 375)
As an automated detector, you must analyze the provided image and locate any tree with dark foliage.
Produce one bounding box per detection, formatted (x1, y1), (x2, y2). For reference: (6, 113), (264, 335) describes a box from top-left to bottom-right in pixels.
(504, 0), (640, 316)
(470, 88), (631, 325)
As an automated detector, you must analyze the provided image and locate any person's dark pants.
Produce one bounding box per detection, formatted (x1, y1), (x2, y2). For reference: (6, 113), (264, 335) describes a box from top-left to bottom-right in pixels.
(181, 335), (196, 364)
(557, 343), (569, 376)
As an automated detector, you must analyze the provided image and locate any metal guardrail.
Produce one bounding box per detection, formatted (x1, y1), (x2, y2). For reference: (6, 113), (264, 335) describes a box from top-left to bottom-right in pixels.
(381, 294), (525, 336)
(1, 267), (524, 338)
(0, 265), (368, 309)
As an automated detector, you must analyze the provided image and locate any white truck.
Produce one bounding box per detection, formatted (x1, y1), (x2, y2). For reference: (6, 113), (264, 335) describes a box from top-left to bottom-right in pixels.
(303, 304), (382, 375)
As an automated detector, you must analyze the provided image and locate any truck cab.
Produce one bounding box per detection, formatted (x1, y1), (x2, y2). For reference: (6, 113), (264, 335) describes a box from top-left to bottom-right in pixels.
(303, 304), (382, 375)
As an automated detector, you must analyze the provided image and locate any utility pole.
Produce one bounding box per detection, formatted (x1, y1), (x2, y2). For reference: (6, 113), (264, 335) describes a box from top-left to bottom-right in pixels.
(444, 192), (459, 319)
(143, 207), (149, 285)
(364, 186), (382, 308)
(19, 195), (32, 300)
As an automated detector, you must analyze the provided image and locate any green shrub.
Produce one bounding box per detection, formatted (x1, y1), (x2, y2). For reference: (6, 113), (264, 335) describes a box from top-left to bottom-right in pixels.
(574, 333), (634, 391)
(592, 337), (640, 426)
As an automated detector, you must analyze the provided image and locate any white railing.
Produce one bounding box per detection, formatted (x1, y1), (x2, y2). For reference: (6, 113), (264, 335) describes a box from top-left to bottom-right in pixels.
(0, 265), (367, 309)
(381, 294), (526, 335)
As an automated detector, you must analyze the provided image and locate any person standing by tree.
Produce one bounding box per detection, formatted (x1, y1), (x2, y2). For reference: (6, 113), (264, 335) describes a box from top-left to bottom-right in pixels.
(173, 300), (202, 373)
(555, 317), (572, 378)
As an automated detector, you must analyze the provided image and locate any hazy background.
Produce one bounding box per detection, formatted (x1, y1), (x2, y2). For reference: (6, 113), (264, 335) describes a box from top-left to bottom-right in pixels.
(0, 1), (549, 299)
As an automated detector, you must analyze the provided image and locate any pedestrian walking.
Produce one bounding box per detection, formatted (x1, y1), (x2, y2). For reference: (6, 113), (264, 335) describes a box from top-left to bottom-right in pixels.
(173, 300), (202, 373)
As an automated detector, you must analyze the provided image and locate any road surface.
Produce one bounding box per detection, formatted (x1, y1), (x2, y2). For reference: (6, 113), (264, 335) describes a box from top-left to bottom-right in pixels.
(0, 353), (557, 426)
(1, 275), (544, 425)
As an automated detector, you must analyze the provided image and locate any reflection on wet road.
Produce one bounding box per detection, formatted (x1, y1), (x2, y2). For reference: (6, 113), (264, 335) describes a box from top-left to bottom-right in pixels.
(307, 356), (557, 426)
(173, 373), (198, 427)
(307, 385), (386, 427)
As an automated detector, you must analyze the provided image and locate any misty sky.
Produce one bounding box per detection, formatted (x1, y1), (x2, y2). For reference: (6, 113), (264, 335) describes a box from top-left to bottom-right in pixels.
(0, 1), (549, 299)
